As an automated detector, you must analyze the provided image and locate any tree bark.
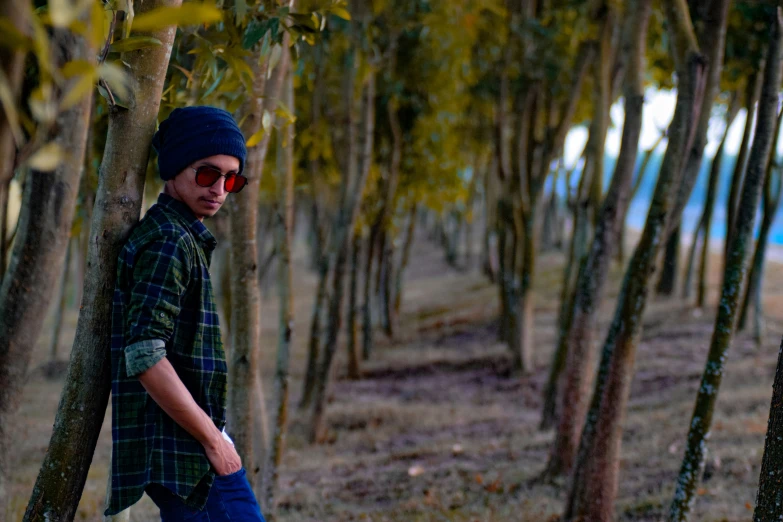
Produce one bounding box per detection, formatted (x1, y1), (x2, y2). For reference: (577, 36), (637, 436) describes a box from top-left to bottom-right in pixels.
(682, 94), (740, 300)
(0, 21), (91, 517)
(227, 27), (291, 489)
(668, 10), (782, 520)
(738, 106), (783, 332)
(545, 0), (651, 475)
(48, 239), (73, 365)
(24, 3), (179, 519)
(260, 59), (295, 518)
(393, 203), (417, 325)
(753, 336), (783, 521)
(347, 231), (362, 379)
(564, 1), (706, 516)
(656, 224), (680, 296)
(725, 68), (764, 258)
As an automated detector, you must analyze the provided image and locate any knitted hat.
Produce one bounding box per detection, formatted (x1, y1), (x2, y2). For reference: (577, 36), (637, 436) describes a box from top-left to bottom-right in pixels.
(152, 106), (247, 181)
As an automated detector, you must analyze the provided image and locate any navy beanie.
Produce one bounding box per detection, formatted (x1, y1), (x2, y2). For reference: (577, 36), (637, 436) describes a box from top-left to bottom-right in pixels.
(152, 106), (247, 181)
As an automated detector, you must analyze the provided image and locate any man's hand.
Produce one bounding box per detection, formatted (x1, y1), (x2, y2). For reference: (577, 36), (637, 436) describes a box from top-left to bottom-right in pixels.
(137, 357), (243, 474)
(204, 435), (242, 475)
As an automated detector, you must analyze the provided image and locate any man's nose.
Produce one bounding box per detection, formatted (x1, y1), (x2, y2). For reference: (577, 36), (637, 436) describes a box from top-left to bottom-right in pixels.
(210, 177), (227, 197)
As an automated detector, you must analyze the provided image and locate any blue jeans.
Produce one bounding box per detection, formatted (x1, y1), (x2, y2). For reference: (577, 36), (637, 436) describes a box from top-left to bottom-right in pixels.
(145, 468), (266, 521)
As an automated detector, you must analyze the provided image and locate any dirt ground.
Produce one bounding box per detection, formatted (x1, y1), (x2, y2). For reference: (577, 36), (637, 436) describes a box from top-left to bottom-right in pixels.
(6, 230), (783, 521)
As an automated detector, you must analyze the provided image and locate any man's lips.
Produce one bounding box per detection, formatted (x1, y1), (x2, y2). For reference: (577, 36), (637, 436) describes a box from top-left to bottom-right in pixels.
(201, 198), (222, 207)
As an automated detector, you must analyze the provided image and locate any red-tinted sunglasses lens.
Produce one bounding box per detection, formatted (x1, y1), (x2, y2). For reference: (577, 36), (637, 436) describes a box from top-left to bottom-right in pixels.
(195, 166), (222, 187)
(225, 174), (248, 193)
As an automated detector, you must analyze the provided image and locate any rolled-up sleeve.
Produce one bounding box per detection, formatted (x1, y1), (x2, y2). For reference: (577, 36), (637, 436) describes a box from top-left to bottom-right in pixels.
(125, 339), (167, 377)
(126, 235), (191, 350)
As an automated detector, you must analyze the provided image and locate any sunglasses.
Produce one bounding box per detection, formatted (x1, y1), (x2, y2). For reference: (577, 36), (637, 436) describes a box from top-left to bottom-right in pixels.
(191, 165), (248, 193)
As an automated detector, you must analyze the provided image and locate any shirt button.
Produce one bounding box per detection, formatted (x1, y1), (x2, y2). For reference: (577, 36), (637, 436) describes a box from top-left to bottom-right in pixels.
(159, 312), (164, 318)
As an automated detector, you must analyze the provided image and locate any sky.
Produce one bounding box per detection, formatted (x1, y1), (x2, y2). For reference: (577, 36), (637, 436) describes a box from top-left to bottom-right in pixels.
(563, 88), (783, 169)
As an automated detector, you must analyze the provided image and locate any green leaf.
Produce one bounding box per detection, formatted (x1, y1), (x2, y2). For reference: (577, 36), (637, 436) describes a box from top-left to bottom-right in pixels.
(243, 17), (278, 49)
(61, 59), (95, 79)
(109, 35), (162, 53)
(27, 143), (63, 172)
(130, 4), (222, 33)
(246, 127), (265, 147)
(330, 7), (351, 21)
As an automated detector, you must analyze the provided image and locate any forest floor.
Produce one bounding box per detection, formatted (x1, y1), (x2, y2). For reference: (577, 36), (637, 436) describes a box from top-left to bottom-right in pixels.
(7, 228), (783, 521)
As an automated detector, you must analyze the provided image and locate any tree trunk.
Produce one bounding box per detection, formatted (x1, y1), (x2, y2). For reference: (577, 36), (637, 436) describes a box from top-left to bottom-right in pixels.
(24, 3), (179, 519)
(392, 203), (417, 326)
(545, 0), (651, 475)
(668, 11), (782, 520)
(725, 68), (764, 258)
(381, 234), (396, 338)
(299, 253), (328, 409)
(308, 10), (375, 441)
(657, 224), (680, 295)
(48, 240), (73, 365)
(361, 227), (376, 360)
(228, 28), (291, 489)
(618, 130), (665, 265)
(667, 0), (734, 239)
(564, 5), (706, 516)
(346, 231), (362, 379)
(754, 336), (783, 521)
(260, 61), (296, 518)
(682, 94), (739, 300)
(0, 20), (92, 516)
(738, 106), (783, 332)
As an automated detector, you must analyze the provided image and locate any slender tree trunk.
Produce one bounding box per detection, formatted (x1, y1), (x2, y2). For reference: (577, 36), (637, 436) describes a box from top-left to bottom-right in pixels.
(0, 178), (9, 285)
(346, 231), (362, 379)
(308, 11), (375, 441)
(682, 96), (739, 300)
(725, 68), (764, 258)
(657, 224), (680, 295)
(753, 336), (783, 521)
(0, 20), (93, 516)
(260, 61), (296, 518)
(738, 106), (783, 331)
(393, 203), (417, 325)
(667, 0), (734, 239)
(381, 234), (396, 338)
(24, 3), (179, 519)
(48, 240), (73, 365)
(228, 28), (291, 489)
(300, 253), (328, 409)
(564, 5), (707, 516)
(617, 130), (665, 265)
(668, 12), (782, 520)
(545, 0), (651, 475)
(696, 108), (738, 307)
(361, 228), (375, 359)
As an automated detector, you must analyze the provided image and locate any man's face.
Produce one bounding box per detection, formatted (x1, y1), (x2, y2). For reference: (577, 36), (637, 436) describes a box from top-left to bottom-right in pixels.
(167, 154), (241, 220)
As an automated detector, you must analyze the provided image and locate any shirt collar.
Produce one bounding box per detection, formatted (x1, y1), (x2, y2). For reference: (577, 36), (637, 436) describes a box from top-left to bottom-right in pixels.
(157, 193), (218, 252)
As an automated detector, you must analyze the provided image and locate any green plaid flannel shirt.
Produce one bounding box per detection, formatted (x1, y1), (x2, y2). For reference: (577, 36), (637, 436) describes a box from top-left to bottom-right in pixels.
(106, 193), (227, 516)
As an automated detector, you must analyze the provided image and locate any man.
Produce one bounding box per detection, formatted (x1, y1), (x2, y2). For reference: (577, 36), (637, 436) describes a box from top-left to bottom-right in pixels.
(104, 106), (265, 521)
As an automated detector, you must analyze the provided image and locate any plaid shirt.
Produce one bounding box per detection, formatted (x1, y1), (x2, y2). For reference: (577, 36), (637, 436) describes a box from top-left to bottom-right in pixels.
(106, 193), (227, 516)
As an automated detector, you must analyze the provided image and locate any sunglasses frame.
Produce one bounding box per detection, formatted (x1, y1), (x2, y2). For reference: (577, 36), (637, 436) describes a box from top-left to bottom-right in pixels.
(190, 165), (248, 193)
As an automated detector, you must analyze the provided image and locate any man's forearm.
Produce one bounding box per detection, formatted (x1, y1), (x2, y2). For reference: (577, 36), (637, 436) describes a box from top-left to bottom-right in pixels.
(137, 357), (222, 450)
